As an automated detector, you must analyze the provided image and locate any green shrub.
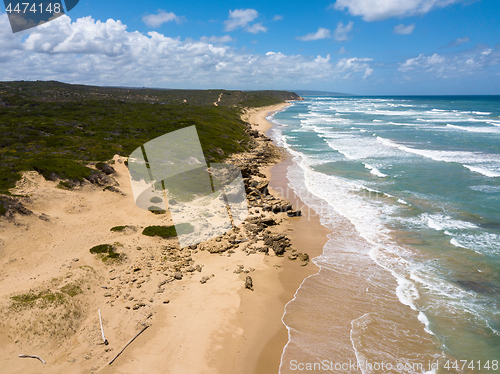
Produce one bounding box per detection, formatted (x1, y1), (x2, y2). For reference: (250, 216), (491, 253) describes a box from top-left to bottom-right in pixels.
(57, 181), (73, 189)
(150, 196), (163, 204)
(110, 225), (127, 232)
(150, 209), (166, 215)
(0, 204), (6, 216)
(95, 162), (106, 170)
(89, 243), (122, 262)
(89, 244), (113, 254)
(142, 223), (194, 239)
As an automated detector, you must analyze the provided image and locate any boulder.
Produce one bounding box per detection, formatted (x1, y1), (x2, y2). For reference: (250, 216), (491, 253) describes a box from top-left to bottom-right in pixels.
(245, 276), (254, 291)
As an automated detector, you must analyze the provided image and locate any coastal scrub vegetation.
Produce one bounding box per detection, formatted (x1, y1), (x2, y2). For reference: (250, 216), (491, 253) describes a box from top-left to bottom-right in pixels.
(0, 80), (299, 194)
(110, 225), (127, 232)
(142, 223), (194, 239)
(89, 243), (121, 261)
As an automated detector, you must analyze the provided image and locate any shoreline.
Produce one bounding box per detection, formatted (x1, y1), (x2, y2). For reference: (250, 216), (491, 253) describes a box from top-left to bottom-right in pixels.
(238, 103), (331, 374)
(0, 101), (331, 374)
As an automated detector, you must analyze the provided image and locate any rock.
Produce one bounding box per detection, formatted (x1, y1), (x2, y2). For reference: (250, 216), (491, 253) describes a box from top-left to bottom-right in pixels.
(174, 272), (183, 280)
(163, 300), (170, 304)
(72, 258), (79, 262)
(96, 162), (116, 175)
(256, 246), (269, 254)
(87, 171), (113, 186)
(104, 292), (112, 297)
(185, 266), (196, 272)
(245, 223), (261, 234)
(261, 217), (277, 226)
(287, 210), (302, 217)
(38, 213), (50, 222)
(245, 276), (254, 291)
(298, 253), (310, 265)
(200, 276), (210, 284)
(195, 265), (203, 272)
(234, 265), (244, 274)
(132, 302), (145, 310)
(103, 186), (121, 193)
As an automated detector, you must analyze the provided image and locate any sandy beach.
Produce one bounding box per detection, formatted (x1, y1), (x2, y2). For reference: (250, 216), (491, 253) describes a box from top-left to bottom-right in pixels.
(0, 102), (331, 374)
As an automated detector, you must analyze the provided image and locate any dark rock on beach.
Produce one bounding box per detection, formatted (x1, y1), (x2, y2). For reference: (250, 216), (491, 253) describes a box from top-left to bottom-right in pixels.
(245, 276), (253, 291)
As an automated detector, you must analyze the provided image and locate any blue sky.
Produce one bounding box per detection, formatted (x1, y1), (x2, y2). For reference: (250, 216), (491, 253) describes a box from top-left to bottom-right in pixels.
(1, 0), (500, 94)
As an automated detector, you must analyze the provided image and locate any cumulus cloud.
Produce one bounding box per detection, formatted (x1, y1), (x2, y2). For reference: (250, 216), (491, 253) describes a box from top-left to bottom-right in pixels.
(398, 45), (500, 79)
(246, 23), (267, 34)
(333, 21), (353, 41)
(297, 27), (331, 41)
(394, 23), (415, 35)
(335, 57), (373, 78)
(224, 9), (267, 33)
(331, 0), (463, 21)
(142, 10), (183, 28)
(0, 14), (374, 87)
(273, 15), (283, 21)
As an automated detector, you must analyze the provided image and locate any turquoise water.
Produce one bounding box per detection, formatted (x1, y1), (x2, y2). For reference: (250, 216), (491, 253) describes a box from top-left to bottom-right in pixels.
(271, 96), (500, 372)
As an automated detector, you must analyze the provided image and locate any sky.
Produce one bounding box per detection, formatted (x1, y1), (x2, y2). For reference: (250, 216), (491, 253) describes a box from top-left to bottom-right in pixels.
(1, 0), (500, 95)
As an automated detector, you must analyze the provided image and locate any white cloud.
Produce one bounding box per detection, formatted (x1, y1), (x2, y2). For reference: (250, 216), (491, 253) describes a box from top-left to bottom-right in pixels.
(297, 27), (331, 41)
(334, 57), (373, 79)
(273, 15), (283, 21)
(398, 45), (500, 79)
(224, 9), (267, 33)
(246, 23), (268, 34)
(0, 14), (374, 87)
(200, 35), (233, 43)
(332, 0), (463, 21)
(338, 46), (347, 54)
(449, 36), (470, 47)
(394, 23), (415, 35)
(333, 21), (353, 41)
(142, 10), (183, 28)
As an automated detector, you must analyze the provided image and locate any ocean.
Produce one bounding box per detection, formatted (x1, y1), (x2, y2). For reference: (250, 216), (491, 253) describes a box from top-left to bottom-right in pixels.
(269, 96), (500, 373)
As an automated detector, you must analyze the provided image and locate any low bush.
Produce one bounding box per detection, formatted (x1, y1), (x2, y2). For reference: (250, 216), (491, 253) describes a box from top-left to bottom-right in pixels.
(142, 223), (194, 238)
(89, 244), (113, 254)
(110, 225), (127, 232)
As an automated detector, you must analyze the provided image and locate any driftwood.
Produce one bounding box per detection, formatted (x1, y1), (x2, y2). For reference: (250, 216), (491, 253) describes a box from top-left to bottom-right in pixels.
(98, 309), (109, 345)
(18, 354), (46, 364)
(108, 325), (149, 365)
